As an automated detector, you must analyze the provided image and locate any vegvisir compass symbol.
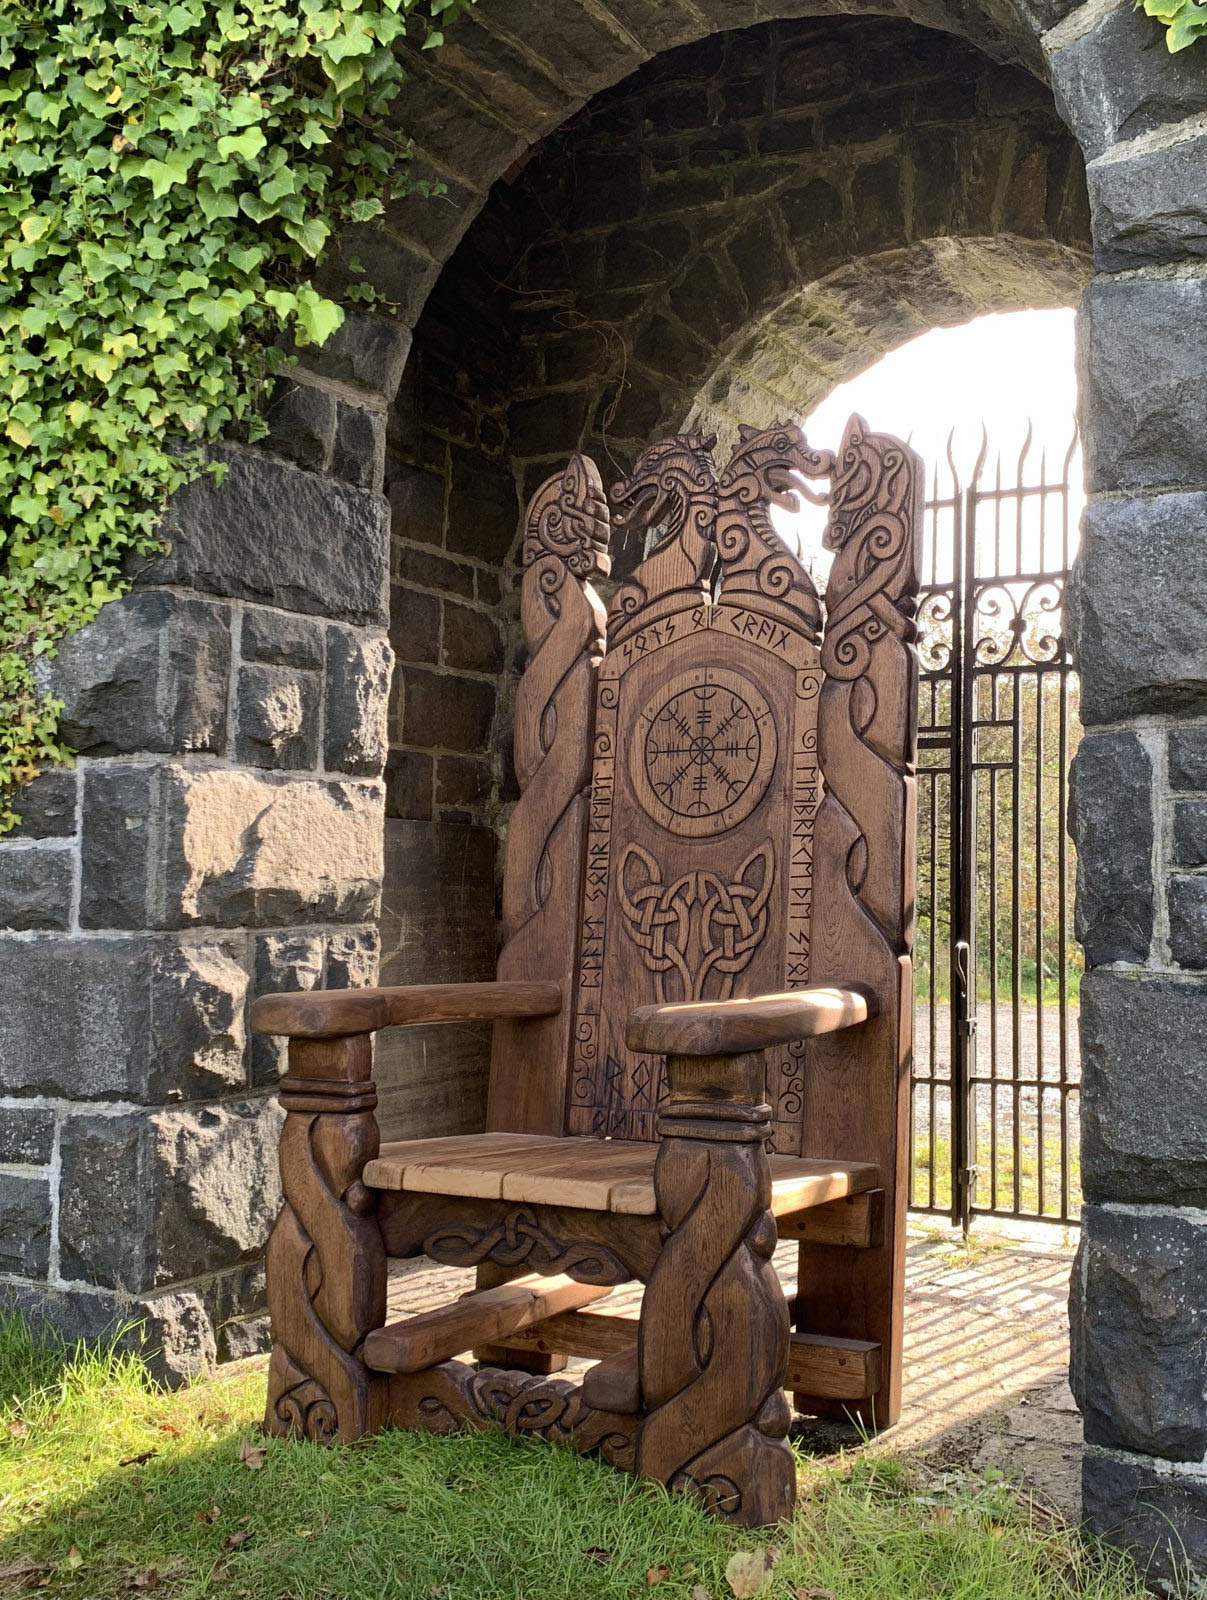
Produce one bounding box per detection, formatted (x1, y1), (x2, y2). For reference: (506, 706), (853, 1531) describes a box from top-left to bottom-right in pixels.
(630, 666), (777, 837)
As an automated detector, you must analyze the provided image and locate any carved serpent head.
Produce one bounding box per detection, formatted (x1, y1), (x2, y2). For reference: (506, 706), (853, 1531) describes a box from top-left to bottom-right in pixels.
(610, 432), (719, 538)
(522, 452), (612, 580)
(721, 421), (833, 513)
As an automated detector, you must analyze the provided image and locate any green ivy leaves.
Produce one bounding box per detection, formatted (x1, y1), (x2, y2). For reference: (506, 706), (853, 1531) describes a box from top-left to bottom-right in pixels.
(0, 0), (471, 829)
(1140, 0), (1207, 51)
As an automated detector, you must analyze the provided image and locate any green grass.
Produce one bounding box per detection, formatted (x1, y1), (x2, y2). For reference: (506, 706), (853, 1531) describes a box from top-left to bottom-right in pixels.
(0, 1316), (1149, 1600)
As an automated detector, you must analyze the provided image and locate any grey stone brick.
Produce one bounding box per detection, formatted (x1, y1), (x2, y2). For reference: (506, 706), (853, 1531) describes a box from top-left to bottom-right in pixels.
(58, 1098), (283, 1293)
(80, 765), (153, 929)
(436, 755), (491, 814)
(0, 1278), (219, 1385)
(441, 603), (502, 674)
(1067, 493), (1207, 723)
(1089, 131), (1207, 272)
(293, 310), (412, 404)
(445, 450), (519, 565)
(151, 445), (389, 626)
(399, 667), (495, 753)
(48, 590), (231, 757)
(332, 402), (386, 490)
(389, 586), (441, 665)
(1050, 1), (1207, 162)
(1169, 874), (1207, 968)
(8, 768), (76, 840)
(0, 938), (246, 1103)
(1170, 727), (1207, 791)
(1068, 731), (1153, 965)
(261, 379), (336, 472)
(240, 608), (325, 671)
(392, 543), (472, 598)
(0, 845), (73, 931)
(1082, 1453), (1207, 1586)
(1079, 278), (1207, 495)
(0, 1174), (51, 1277)
(324, 627), (391, 776)
(1174, 800), (1207, 866)
(325, 926), (379, 990)
(235, 662), (321, 771)
(384, 750), (433, 820)
(250, 931), (323, 1086)
(153, 765), (382, 929)
(0, 1105), (55, 1165)
(1080, 971), (1207, 1207)
(218, 1314), (271, 1362)
(1071, 1205), (1207, 1460)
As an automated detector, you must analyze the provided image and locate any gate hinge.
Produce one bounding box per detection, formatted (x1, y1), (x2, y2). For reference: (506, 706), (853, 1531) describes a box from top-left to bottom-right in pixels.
(957, 1164), (980, 1195)
(958, 1017), (978, 1037)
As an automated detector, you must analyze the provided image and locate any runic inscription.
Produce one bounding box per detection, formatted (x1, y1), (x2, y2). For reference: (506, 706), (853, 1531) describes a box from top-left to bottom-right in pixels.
(630, 667), (777, 838)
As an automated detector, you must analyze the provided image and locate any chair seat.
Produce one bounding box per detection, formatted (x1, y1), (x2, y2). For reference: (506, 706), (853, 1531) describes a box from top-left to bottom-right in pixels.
(363, 1132), (878, 1217)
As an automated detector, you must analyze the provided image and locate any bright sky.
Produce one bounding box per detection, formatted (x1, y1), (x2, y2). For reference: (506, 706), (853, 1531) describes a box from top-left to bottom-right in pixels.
(772, 307), (1082, 581)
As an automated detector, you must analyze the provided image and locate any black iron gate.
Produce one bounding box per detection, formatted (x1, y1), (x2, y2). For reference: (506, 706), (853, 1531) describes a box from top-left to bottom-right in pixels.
(912, 427), (1082, 1230)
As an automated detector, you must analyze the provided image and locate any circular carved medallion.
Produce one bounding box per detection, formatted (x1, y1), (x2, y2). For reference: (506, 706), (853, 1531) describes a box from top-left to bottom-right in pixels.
(630, 666), (778, 837)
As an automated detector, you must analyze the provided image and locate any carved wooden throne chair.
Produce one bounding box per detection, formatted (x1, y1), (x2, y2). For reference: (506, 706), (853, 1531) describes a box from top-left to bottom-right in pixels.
(252, 416), (922, 1528)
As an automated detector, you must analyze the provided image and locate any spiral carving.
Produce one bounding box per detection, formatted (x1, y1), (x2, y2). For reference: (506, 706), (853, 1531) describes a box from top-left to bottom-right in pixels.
(716, 421), (830, 639)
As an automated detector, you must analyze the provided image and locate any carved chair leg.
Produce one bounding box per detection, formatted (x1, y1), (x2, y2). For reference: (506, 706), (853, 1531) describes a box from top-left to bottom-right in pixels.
(637, 1049), (795, 1527)
(265, 1035), (388, 1442)
(472, 1262), (569, 1373)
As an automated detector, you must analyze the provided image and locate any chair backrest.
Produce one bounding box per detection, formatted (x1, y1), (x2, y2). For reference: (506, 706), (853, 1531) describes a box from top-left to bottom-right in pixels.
(488, 418), (922, 1162)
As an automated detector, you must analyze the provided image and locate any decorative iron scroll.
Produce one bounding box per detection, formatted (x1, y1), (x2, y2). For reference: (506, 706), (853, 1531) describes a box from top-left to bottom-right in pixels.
(490, 455), (611, 1132)
(716, 421), (830, 638)
(389, 1360), (639, 1472)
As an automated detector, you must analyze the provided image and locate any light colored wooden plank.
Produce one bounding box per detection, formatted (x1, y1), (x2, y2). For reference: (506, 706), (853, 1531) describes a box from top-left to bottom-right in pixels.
(496, 1305), (639, 1360)
(626, 987), (873, 1057)
(253, 980), (562, 1039)
(364, 1134), (557, 1194)
(363, 1273), (612, 1374)
(498, 1141), (656, 1209)
(769, 1157), (878, 1216)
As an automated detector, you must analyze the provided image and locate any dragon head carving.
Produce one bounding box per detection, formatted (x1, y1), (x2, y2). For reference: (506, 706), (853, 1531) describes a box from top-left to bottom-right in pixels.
(722, 421), (833, 512)
(610, 432), (719, 537)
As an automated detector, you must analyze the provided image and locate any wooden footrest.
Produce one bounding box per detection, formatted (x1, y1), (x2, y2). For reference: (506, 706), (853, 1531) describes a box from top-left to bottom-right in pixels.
(363, 1274), (611, 1375)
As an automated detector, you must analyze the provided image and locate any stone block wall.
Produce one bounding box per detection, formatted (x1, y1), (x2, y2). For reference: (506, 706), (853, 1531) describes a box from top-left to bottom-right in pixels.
(0, 340), (397, 1377)
(1054, 0), (1207, 1583)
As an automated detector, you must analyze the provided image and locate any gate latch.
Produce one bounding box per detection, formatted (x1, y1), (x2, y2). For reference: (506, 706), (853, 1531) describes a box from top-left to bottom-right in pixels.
(954, 939), (977, 1036)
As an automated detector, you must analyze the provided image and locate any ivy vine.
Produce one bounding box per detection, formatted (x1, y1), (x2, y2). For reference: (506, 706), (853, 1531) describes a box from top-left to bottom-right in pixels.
(0, 0), (473, 831)
(1140, 0), (1207, 51)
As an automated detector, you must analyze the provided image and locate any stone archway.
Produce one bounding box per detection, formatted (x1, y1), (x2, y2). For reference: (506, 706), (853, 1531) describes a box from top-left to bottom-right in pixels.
(2, 0), (1206, 1578)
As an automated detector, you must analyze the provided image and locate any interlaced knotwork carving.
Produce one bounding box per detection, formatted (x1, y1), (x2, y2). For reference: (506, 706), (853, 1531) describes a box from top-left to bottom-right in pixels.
(264, 1045), (387, 1444)
(491, 455), (611, 1132)
(637, 1058), (794, 1527)
(716, 421), (830, 637)
(616, 840), (774, 1003)
(608, 433), (718, 640)
(421, 1204), (633, 1285)
(388, 1360), (639, 1472)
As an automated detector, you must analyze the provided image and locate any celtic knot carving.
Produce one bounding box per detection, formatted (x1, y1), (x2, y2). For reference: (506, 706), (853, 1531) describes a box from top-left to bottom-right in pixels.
(522, 452), (611, 591)
(389, 1359), (639, 1472)
(616, 839), (774, 1003)
(422, 1204), (633, 1285)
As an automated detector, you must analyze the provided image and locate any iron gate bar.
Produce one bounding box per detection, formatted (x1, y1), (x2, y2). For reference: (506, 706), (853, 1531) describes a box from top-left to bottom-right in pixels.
(909, 423), (1082, 1230)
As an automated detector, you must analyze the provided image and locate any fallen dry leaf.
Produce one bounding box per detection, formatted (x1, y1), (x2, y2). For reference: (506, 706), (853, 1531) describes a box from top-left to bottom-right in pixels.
(691, 1586), (712, 1600)
(64, 1548), (84, 1571)
(582, 1549), (611, 1564)
(129, 1570), (159, 1591)
(238, 1440), (267, 1471)
(793, 1589), (836, 1600)
(646, 1565), (671, 1587)
(6, 1421), (28, 1441)
(157, 1422), (181, 1438)
(0, 1561), (52, 1589)
(725, 1549), (776, 1598)
(221, 1531), (253, 1553)
(119, 1450), (157, 1468)
(194, 1506), (221, 1524)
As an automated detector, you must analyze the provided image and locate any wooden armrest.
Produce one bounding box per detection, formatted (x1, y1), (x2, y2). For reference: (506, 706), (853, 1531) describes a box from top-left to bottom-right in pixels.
(625, 986), (874, 1057)
(251, 980), (562, 1039)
